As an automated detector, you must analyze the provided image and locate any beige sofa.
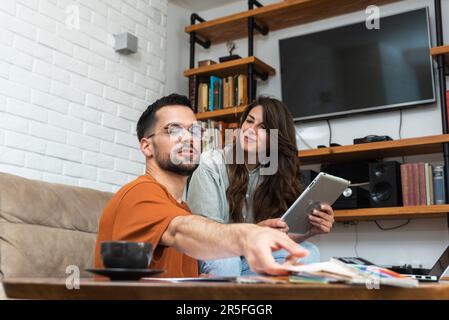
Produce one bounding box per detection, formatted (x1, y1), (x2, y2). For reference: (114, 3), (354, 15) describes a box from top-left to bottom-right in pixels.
(0, 172), (113, 299)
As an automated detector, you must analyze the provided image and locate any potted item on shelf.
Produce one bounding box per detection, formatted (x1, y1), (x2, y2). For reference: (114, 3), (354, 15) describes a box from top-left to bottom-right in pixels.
(219, 41), (241, 63)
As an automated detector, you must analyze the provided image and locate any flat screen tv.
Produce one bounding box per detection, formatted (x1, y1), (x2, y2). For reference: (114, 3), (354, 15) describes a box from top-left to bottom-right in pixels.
(279, 8), (435, 122)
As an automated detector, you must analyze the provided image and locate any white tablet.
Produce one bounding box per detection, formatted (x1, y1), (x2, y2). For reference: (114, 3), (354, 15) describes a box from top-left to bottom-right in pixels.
(281, 172), (351, 235)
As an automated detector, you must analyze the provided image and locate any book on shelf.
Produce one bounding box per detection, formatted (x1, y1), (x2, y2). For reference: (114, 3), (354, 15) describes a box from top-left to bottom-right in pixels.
(400, 163), (444, 206)
(209, 76), (220, 112)
(198, 59), (217, 67)
(411, 163), (419, 205)
(425, 163), (434, 205)
(223, 77), (230, 109)
(418, 162), (427, 205)
(400, 164), (410, 206)
(197, 83), (209, 113)
(188, 75), (199, 113)
(227, 76), (234, 108)
(215, 78), (222, 110)
(433, 165), (446, 204)
(237, 74), (248, 106)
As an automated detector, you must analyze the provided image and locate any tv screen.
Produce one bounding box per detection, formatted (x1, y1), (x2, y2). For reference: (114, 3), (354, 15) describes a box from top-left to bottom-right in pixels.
(279, 8), (435, 121)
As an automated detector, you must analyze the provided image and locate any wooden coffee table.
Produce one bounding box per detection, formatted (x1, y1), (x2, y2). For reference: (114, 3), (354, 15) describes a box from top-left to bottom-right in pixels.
(3, 277), (449, 300)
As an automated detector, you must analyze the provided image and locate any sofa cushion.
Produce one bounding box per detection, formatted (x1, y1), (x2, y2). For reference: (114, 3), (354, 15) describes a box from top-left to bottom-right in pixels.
(0, 172), (113, 279)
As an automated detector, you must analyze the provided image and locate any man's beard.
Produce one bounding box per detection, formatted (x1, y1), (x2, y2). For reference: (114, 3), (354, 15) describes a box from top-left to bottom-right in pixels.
(154, 145), (199, 177)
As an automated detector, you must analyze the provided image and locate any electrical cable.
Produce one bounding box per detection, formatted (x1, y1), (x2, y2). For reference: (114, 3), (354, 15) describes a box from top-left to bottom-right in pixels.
(296, 131), (314, 149)
(374, 219), (411, 231)
(354, 222), (360, 257)
(326, 119), (332, 146)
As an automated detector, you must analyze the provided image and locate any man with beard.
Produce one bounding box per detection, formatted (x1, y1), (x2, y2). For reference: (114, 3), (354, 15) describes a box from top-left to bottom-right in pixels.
(94, 94), (307, 277)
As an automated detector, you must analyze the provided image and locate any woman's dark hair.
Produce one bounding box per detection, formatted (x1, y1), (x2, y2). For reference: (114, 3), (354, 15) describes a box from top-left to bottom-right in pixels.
(136, 93), (192, 141)
(226, 97), (303, 223)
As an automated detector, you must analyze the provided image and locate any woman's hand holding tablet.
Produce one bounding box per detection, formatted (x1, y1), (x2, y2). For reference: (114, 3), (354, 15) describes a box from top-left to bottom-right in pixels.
(281, 172), (351, 237)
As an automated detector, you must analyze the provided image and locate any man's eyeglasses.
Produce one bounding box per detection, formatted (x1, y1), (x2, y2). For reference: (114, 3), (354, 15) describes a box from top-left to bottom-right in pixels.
(147, 123), (204, 140)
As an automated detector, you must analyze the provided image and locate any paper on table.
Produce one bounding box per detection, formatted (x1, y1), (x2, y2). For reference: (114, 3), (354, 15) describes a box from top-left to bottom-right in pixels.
(284, 258), (419, 288)
(284, 259), (363, 279)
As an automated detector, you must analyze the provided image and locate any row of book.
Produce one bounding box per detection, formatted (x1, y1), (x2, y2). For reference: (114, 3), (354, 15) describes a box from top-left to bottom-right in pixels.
(189, 74), (255, 113)
(400, 163), (446, 206)
(200, 120), (238, 152)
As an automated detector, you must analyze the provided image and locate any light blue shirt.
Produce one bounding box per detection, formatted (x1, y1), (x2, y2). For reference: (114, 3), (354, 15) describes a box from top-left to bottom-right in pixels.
(186, 145), (262, 224)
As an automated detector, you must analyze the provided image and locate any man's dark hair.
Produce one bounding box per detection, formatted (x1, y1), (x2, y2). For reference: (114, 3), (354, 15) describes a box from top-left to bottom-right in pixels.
(136, 93), (192, 141)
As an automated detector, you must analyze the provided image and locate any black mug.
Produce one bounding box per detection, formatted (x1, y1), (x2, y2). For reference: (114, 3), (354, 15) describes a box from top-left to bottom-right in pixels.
(100, 241), (153, 269)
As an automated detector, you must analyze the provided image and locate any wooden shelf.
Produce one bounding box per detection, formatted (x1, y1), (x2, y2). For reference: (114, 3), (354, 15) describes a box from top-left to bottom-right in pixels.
(335, 205), (449, 221)
(196, 105), (247, 121)
(430, 45), (449, 68)
(185, 0), (401, 44)
(298, 134), (449, 165)
(184, 56), (275, 78)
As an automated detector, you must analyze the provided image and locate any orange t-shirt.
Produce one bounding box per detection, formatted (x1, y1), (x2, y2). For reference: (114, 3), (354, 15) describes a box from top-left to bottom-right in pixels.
(94, 175), (199, 278)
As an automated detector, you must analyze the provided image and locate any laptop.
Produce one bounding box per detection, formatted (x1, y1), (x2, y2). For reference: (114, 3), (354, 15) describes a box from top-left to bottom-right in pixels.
(389, 246), (449, 282)
(335, 246), (449, 282)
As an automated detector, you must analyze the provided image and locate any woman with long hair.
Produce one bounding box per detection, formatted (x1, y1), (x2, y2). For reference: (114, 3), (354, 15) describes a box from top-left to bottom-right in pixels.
(186, 97), (335, 276)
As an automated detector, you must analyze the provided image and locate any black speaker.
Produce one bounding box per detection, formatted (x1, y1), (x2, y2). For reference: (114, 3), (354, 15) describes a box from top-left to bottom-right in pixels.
(321, 161), (369, 183)
(369, 161), (403, 207)
(333, 186), (371, 210)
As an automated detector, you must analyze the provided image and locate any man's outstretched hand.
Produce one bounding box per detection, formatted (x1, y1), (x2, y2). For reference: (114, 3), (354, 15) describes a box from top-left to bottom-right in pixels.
(242, 226), (308, 275)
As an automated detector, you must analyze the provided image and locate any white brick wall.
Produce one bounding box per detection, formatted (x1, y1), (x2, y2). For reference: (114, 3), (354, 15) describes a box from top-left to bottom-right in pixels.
(0, 0), (167, 192)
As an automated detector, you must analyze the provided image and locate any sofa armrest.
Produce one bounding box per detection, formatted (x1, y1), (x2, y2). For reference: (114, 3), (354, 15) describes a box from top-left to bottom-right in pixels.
(0, 282), (6, 300)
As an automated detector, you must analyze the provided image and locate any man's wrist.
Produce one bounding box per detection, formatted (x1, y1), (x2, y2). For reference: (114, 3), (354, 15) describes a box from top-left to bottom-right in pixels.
(235, 223), (259, 256)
